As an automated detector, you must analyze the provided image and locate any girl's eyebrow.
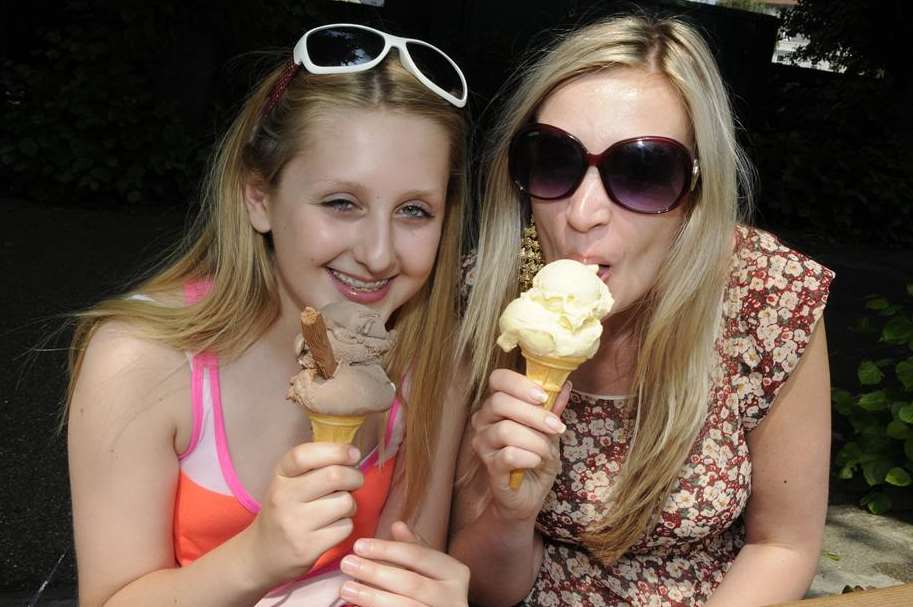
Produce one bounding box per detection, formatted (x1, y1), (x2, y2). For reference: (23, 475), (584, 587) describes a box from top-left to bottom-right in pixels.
(313, 180), (445, 203)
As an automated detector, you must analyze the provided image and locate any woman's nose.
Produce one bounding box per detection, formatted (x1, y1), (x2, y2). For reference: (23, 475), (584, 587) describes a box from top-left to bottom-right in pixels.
(566, 166), (612, 233)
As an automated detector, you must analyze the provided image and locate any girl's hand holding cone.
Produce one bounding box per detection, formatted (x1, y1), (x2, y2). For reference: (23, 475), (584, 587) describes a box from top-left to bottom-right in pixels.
(241, 442), (364, 588)
(469, 368), (572, 521)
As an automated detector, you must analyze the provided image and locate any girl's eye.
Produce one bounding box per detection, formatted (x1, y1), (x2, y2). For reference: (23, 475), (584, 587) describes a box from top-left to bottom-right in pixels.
(398, 203), (433, 219)
(322, 198), (357, 212)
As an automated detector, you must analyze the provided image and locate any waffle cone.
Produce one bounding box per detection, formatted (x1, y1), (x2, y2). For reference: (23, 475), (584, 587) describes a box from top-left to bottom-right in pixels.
(510, 351), (586, 489)
(308, 412), (366, 444)
(522, 351), (586, 411)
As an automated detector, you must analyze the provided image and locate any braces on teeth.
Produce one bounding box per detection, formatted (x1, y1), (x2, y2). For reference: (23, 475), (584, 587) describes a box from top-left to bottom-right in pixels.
(331, 270), (388, 290)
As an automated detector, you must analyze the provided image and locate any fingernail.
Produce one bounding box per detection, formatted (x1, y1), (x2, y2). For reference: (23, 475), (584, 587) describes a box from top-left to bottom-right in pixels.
(340, 582), (361, 601)
(340, 555), (361, 574)
(565, 381), (573, 393)
(544, 415), (566, 433)
(353, 538), (370, 554)
(348, 447), (361, 463)
(530, 387), (549, 403)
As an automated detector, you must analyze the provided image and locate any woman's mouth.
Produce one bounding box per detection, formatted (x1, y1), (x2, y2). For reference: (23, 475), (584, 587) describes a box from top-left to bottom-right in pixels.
(597, 264), (612, 283)
(328, 269), (392, 304)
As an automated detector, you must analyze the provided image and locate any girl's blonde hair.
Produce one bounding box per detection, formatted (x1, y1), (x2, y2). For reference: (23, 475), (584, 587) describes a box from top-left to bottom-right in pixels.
(68, 53), (469, 518)
(458, 14), (752, 562)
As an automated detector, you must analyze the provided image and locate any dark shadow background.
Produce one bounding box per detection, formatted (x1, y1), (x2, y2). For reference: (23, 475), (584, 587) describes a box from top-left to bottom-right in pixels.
(2, 0), (912, 598)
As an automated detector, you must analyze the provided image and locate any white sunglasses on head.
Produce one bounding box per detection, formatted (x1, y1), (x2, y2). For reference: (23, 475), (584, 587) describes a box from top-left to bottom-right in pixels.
(292, 23), (468, 108)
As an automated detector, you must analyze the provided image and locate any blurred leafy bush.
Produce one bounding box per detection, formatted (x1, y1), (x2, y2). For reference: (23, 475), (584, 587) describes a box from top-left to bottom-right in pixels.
(0, 1), (344, 207)
(750, 68), (913, 247)
(752, 0), (913, 246)
(1, 3), (206, 205)
(832, 284), (913, 513)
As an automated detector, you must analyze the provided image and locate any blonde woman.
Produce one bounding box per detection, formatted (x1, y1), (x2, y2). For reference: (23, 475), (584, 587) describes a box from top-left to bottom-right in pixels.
(451, 15), (833, 607)
(68, 24), (470, 607)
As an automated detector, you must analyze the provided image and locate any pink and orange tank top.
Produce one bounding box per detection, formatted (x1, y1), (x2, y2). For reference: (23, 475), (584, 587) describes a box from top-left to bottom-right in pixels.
(172, 281), (404, 605)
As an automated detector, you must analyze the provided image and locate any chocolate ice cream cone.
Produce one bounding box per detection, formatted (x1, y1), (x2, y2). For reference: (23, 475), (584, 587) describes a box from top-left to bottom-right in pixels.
(508, 351), (585, 490)
(308, 412), (366, 444)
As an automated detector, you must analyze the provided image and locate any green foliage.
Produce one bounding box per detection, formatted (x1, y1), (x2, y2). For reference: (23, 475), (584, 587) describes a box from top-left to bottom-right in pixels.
(0, 1), (337, 206)
(751, 70), (913, 246)
(753, 1), (913, 247)
(781, 0), (913, 81)
(1, 3), (202, 204)
(857, 361), (884, 385)
(833, 287), (913, 513)
(717, 0), (770, 14)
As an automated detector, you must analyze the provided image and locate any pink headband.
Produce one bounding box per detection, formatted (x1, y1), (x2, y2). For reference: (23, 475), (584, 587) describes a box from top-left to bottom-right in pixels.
(260, 59), (301, 120)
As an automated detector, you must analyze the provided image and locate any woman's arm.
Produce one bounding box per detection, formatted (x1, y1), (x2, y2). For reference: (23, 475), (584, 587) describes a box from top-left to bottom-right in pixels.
(706, 321), (831, 606)
(70, 323), (361, 607)
(447, 434), (544, 607)
(447, 371), (570, 607)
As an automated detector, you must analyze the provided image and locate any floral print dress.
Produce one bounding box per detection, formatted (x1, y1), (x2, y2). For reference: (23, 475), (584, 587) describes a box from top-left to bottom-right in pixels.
(524, 226), (834, 606)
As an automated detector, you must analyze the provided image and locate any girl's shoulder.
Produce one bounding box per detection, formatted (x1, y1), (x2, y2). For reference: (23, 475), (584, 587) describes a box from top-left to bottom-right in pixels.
(72, 317), (191, 448)
(84, 317), (187, 376)
(83, 286), (192, 393)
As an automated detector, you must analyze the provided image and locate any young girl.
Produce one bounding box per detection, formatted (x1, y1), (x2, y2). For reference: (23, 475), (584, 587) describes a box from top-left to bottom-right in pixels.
(68, 24), (471, 607)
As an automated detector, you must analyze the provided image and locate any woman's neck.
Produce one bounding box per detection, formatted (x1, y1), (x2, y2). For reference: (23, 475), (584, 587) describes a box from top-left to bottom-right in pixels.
(571, 305), (639, 396)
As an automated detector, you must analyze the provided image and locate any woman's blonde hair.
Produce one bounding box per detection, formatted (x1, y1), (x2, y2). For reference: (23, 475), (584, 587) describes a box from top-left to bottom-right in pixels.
(68, 52), (469, 518)
(458, 14), (752, 562)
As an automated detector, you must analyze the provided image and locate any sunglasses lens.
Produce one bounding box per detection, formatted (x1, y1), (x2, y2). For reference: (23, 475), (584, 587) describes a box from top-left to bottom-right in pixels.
(307, 26), (385, 68)
(405, 41), (465, 101)
(601, 140), (690, 212)
(510, 129), (585, 199)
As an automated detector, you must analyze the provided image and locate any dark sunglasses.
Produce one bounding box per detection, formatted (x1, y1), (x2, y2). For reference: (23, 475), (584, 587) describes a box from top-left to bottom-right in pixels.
(294, 23), (467, 108)
(508, 123), (700, 214)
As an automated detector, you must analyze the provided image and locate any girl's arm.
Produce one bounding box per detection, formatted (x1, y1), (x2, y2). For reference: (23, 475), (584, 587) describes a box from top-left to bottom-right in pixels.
(69, 323), (361, 607)
(338, 367), (472, 606)
(447, 371), (570, 607)
(377, 370), (471, 547)
(706, 321), (831, 606)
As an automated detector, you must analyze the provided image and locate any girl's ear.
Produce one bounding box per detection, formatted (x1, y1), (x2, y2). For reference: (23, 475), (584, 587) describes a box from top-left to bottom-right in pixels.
(243, 176), (272, 234)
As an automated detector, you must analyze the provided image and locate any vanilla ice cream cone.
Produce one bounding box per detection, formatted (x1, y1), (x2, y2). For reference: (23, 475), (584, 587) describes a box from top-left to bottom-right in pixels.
(308, 412), (366, 444)
(496, 259), (614, 491)
(509, 351), (586, 489)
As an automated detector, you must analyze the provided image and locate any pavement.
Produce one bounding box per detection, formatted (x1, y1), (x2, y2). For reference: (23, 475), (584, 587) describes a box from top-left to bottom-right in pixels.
(2, 199), (912, 605)
(808, 505), (913, 597)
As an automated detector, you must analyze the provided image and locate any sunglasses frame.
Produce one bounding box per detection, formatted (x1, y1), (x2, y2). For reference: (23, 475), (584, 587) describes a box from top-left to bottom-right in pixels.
(293, 23), (468, 108)
(509, 123), (701, 214)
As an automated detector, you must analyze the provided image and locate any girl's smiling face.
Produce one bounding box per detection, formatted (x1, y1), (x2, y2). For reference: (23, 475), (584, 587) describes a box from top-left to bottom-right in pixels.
(245, 107), (451, 322)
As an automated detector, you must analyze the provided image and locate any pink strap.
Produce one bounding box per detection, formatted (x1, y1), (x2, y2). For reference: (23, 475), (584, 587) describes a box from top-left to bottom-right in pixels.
(209, 355), (261, 513)
(183, 280), (211, 305)
(385, 397), (401, 443)
(178, 279), (214, 460)
(177, 355), (205, 460)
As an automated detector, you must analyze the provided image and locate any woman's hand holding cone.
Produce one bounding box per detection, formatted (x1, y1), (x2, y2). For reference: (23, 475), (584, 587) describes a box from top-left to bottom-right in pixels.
(470, 368), (571, 521)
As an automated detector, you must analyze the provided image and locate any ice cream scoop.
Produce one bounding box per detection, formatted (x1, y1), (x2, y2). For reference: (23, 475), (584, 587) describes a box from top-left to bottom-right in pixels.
(498, 259), (613, 359)
(288, 302), (397, 443)
(496, 259), (613, 488)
